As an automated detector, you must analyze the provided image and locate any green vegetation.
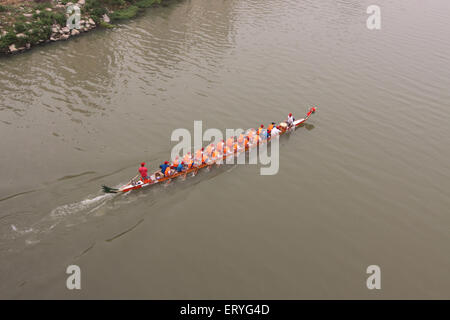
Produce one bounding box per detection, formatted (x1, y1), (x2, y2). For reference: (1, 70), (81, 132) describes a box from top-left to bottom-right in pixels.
(34, 2), (52, 11)
(0, 0), (172, 54)
(136, 0), (159, 9)
(14, 22), (27, 33)
(109, 5), (140, 21)
(0, 33), (18, 50)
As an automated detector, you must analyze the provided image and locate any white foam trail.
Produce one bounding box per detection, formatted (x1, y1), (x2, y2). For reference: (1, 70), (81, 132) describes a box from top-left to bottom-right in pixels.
(50, 194), (114, 218)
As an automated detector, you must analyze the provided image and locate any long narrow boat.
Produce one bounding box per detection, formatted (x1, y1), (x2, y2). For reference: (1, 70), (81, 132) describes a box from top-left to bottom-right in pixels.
(102, 107), (316, 193)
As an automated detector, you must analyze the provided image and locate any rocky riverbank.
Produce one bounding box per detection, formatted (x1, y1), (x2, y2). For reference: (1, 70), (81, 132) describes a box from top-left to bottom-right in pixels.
(0, 0), (168, 55)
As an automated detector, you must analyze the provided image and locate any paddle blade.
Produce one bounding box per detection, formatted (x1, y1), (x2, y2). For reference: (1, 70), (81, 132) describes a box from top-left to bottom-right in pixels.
(102, 185), (119, 193)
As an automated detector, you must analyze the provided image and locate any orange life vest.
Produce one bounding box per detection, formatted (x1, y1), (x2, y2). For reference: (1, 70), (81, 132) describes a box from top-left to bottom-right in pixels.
(233, 143), (238, 152)
(217, 141), (224, 152)
(226, 137), (234, 148)
(195, 149), (202, 160)
(238, 134), (244, 144)
(164, 166), (171, 177)
(257, 128), (263, 135)
(268, 124), (274, 132)
(206, 144), (213, 155)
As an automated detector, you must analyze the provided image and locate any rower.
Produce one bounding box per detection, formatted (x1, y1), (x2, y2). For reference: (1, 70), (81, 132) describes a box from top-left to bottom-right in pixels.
(257, 124), (264, 136)
(287, 113), (295, 127)
(267, 122), (275, 137)
(237, 133), (244, 146)
(183, 152), (194, 169)
(271, 125), (281, 137)
(206, 143), (214, 156)
(160, 161), (170, 174)
(195, 148), (204, 165)
(244, 136), (249, 149)
(164, 165), (172, 177)
(216, 139), (224, 154)
(176, 161), (184, 172)
(138, 162), (150, 181)
(171, 156), (180, 169)
(247, 129), (255, 142)
(226, 137), (234, 150)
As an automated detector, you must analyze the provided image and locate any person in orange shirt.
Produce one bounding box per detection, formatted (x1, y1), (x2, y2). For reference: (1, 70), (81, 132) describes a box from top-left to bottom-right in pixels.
(257, 124), (264, 135)
(164, 166), (172, 177)
(171, 156), (180, 169)
(244, 137), (249, 149)
(183, 152), (193, 169)
(237, 133), (244, 146)
(267, 122), (275, 137)
(195, 148), (204, 165)
(253, 134), (260, 145)
(226, 137), (234, 149)
(206, 143), (214, 156)
(216, 140), (224, 154)
(211, 150), (218, 161)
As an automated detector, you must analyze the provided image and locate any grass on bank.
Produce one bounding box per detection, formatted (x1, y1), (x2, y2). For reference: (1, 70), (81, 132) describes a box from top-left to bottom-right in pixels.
(0, 0), (167, 53)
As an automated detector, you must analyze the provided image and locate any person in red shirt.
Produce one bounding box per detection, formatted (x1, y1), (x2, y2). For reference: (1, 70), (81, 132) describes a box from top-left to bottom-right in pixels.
(138, 162), (149, 180)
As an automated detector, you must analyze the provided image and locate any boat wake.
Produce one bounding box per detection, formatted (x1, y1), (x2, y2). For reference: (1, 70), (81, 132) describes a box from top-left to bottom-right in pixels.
(4, 192), (118, 250)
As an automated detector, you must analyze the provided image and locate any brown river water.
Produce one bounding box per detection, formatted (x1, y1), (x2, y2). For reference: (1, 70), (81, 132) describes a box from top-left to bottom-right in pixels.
(0, 0), (449, 299)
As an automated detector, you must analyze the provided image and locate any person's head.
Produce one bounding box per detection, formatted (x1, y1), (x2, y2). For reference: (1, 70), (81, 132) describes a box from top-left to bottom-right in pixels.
(260, 124), (264, 128)
(289, 113), (292, 117)
(141, 162), (145, 167)
(165, 161), (169, 164)
(272, 122), (276, 125)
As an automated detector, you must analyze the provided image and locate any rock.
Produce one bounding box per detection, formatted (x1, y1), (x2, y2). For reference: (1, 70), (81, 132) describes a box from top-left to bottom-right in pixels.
(16, 33), (26, 38)
(88, 18), (95, 25)
(61, 26), (70, 34)
(55, 4), (65, 9)
(45, 8), (52, 12)
(102, 14), (110, 23)
(80, 20), (85, 24)
(9, 44), (18, 53)
(50, 36), (58, 41)
(23, 13), (33, 18)
(61, 34), (70, 40)
(77, 0), (85, 5)
(52, 27), (59, 33)
(35, 10), (40, 14)
(66, 2), (73, 7)
(71, 29), (80, 36)
(26, 43), (31, 49)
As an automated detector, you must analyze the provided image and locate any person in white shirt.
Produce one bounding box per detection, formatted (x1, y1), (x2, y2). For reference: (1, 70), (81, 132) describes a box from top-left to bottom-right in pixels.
(271, 126), (281, 137)
(287, 113), (295, 127)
